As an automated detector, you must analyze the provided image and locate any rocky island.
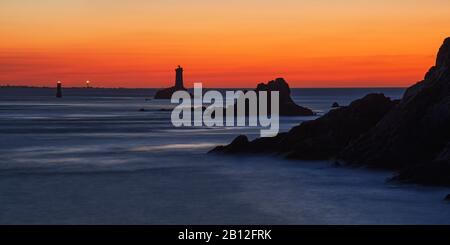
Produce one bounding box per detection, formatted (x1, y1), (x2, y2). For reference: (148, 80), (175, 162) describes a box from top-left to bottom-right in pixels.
(254, 78), (314, 116)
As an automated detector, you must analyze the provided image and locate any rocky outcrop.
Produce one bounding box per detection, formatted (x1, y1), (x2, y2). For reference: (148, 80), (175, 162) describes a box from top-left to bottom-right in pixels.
(255, 78), (314, 116)
(211, 37), (450, 186)
(210, 93), (396, 159)
(219, 78), (314, 118)
(337, 38), (450, 185)
(301, 37), (450, 186)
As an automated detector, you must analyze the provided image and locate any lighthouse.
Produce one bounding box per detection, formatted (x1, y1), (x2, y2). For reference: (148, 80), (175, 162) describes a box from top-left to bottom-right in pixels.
(56, 81), (62, 98)
(175, 65), (184, 89)
(154, 65), (188, 99)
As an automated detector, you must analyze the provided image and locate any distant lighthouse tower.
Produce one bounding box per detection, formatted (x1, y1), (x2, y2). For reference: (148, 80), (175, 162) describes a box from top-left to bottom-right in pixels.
(175, 65), (184, 89)
(153, 65), (188, 99)
(56, 81), (63, 98)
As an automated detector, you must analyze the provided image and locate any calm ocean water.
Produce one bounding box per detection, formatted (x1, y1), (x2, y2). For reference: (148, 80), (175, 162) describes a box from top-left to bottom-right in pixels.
(0, 87), (449, 224)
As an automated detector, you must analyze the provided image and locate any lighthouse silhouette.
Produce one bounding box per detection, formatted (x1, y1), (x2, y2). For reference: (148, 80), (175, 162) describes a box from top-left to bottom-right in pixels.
(56, 81), (62, 98)
(175, 65), (184, 89)
(154, 65), (188, 99)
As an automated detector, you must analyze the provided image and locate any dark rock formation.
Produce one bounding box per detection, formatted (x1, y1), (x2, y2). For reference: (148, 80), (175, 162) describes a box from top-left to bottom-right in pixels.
(154, 66), (187, 99)
(209, 133), (288, 155)
(210, 135), (251, 154)
(218, 78), (314, 118)
(210, 93), (396, 159)
(338, 38), (450, 180)
(336, 38), (450, 185)
(332, 102), (340, 108)
(255, 78), (314, 116)
(445, 194), (450, 201)
(281, 94), (396, 159)
(210, 37), (450, 186)
(391, 161), (450, 186)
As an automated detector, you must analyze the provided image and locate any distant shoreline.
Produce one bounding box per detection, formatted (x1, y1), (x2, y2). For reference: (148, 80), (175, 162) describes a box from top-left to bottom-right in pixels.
(0, 85), (407, 90)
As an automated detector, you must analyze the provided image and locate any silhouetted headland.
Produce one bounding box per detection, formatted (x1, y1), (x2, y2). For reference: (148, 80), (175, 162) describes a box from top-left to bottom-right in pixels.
(210, 37), (450, 187)
(340, 37), (450, 186)
(154, 65), (188, 99)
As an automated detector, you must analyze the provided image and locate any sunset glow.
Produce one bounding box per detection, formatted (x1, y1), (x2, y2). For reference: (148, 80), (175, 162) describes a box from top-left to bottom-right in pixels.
(1, 0), (449, 88)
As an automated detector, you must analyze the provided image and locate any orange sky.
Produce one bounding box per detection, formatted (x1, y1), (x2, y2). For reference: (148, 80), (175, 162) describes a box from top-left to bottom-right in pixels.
(0, 0), (449, 88)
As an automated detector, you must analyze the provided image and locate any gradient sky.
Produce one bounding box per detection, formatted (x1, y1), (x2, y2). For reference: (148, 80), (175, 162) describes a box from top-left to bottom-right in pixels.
(1, 0), (449, 88)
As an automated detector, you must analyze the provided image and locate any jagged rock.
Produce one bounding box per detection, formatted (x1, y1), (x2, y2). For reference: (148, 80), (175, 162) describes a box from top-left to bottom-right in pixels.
(209, 135), (250, 154)
(281, 94), (396, 159)
(221, 78), (314, 118)
(332, 102), (340, 108)
(210, 93), (396, 159)
(339, 38), (450, 173)
(255, 78), (314, 116)
(210, 37), (450, 186)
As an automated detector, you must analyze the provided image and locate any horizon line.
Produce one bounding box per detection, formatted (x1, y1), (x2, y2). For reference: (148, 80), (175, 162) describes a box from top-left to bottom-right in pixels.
(0, 85), (407, 90)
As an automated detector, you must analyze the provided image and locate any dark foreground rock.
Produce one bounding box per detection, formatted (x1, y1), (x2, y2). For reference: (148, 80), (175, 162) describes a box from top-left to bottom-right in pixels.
(337, 37), (450, 185)
(391, 161), (450, 186)
(445, 194), (450, 201)
(211, 37), (450, 186)
(210, 93), (396, 159)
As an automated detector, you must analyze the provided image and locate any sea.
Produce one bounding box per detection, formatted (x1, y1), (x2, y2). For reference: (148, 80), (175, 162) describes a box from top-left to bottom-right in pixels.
(0, 87), (449, 224)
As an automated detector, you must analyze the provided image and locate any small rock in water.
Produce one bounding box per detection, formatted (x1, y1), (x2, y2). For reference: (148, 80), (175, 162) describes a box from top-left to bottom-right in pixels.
(445, 194), (450, 201)
(139, 108), (146, 112)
